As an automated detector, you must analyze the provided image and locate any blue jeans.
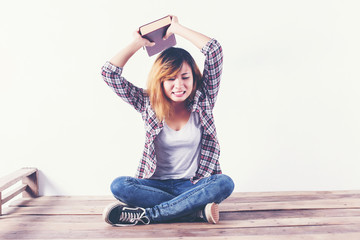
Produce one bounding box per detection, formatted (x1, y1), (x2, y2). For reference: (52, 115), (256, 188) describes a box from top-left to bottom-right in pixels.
(110, 174), (234, 223)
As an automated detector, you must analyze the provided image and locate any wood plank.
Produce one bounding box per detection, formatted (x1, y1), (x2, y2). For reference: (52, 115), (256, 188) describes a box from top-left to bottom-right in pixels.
(9, 196), (115, 207)
(8, 189), (360, 202)
(229, 190), (360, 197)
(1, 216), (360, 231)
(9, 190), (360, 207)
(220, 198), (360, 211)
(13, 234), (360, 240)
(1, 224), (360, 239)
(2, 209), (360, 223)
(2, 184), (27, 205)
(0, 168), (37, 192)
(5, 197), (359, 215)
(9, 191), (360, 204)
(7, 234), (360, 240)
(224, 192), (360, 203)
(220, 208), (360, 220)
(2, 205), (103, 215)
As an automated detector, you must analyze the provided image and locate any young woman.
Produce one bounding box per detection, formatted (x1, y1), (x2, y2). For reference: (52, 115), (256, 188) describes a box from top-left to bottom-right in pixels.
(101, 16), (234, 226)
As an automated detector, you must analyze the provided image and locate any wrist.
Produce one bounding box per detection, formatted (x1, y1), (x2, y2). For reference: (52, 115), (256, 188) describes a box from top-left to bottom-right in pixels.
(171, 22), (183, 35)
(133, 38), (144, 48)
(129, 39), (144, 52)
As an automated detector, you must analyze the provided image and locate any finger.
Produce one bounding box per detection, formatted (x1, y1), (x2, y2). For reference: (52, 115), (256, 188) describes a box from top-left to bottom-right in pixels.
(170, 15), (178, 23)
(135, 29), (142, 35)
(163, 31), (173, 40)
(144, 39), (155, 47)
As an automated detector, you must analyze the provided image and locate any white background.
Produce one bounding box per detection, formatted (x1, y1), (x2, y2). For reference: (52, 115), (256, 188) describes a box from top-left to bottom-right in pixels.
(1, 0), (359, 195)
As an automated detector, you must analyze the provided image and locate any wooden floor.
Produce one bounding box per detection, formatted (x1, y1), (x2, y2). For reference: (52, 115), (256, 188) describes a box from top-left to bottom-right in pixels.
(1, 190), (360, 239)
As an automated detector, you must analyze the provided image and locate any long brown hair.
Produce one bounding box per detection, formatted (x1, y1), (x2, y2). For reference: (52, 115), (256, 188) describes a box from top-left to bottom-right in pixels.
(147, 47), (202, 121)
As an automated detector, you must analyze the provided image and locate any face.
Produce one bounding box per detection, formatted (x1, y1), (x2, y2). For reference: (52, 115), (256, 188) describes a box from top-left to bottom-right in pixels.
(163, 62), (193, 103)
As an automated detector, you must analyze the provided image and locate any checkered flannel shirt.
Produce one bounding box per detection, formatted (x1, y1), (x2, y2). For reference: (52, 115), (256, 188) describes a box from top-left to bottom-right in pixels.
(101, 38), (223, 182)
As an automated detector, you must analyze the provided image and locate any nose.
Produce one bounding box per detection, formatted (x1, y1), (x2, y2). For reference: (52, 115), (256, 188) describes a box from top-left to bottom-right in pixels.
(174, 78), (182, 88)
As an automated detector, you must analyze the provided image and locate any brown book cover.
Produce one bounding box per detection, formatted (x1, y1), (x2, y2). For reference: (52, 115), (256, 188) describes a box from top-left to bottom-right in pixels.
(139, 16), (177, 57)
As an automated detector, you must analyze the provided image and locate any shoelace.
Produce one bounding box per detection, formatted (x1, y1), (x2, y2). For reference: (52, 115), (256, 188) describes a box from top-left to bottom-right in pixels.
(119, 211), (141, 224)
(118, 209), (149, 225)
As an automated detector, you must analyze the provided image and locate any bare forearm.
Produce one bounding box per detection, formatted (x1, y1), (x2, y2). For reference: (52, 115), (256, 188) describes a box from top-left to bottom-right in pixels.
(109, 31), (154, 68)
(166, 16), (211, 50)
(109, 41), (142, 68)
(173, 24), (211, 50)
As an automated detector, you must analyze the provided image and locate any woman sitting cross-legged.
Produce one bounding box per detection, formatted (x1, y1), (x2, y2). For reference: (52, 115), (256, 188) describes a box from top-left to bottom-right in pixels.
(101, 15), (234, 226)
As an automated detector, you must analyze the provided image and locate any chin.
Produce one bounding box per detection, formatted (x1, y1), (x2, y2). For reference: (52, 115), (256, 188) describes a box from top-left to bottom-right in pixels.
(171, 98), (187, 103)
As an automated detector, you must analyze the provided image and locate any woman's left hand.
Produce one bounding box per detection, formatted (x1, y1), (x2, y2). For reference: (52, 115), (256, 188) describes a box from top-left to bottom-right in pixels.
(164, 15), (180, 40)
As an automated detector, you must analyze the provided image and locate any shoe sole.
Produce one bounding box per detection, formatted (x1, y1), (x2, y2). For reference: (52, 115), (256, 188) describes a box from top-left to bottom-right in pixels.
(205, 203), (219, 224)
(102, 202), (125, 225)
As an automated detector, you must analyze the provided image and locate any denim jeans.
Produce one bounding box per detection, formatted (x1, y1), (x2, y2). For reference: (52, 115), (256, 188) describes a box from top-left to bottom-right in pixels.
(110, 174), (234, 223)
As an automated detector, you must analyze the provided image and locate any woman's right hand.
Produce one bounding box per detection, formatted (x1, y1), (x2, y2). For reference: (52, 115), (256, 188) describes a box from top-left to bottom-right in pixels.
(133, 30), (155, 48)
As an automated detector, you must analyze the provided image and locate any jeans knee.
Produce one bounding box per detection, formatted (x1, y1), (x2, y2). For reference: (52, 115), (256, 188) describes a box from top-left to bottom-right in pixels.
(110, 176), (130, 198)
(216, 174), (235, 198)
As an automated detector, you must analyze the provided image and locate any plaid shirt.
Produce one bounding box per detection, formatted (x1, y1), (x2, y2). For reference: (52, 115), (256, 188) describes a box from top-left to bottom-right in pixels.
(101, 39), (223, 182)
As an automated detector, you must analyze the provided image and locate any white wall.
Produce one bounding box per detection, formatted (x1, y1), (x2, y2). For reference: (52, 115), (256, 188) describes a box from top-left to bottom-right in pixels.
(1, 0), (359, 195)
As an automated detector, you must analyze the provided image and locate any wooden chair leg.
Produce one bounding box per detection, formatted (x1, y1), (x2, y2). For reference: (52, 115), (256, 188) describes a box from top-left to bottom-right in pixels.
(22, 170), (39, 198)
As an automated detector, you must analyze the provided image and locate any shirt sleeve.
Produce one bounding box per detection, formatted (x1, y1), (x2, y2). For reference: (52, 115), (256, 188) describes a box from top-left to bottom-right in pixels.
(200, 39), (224, 108)
(101, 61), (147, 113)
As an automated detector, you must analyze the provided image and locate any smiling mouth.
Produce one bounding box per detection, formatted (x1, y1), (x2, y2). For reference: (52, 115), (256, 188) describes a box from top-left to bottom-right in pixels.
(172, 91), (186, 97)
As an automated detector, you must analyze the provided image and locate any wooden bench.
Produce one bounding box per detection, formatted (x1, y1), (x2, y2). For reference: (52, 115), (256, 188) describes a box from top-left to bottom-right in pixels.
(0, 168), (38, 215)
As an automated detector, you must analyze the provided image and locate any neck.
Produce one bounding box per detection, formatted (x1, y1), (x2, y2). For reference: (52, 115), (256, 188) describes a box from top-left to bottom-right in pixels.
(171, 101), (188, 114)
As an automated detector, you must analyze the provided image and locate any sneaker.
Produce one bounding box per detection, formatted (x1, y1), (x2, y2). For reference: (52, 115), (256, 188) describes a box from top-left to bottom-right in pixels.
(202, 202), (219, 224)
(102, 202), (150, 226)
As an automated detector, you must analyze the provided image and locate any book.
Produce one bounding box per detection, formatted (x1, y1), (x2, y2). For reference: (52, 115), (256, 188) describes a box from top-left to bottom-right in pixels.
(139, 16), (177, 57)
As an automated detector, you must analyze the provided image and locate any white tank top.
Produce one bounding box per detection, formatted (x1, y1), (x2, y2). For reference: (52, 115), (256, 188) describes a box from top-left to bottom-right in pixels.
(151, 112), (203, 180)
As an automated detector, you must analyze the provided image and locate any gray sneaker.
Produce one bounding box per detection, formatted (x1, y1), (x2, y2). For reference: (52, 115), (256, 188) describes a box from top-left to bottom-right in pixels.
(103, 202), (150, 226)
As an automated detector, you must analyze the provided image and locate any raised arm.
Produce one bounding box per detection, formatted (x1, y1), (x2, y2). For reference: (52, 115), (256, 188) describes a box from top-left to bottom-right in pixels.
(101, 32), (155, 113)
(164, 16), (211, 50)
(165, 16), (223, 108)
(110, 31), (155, 68)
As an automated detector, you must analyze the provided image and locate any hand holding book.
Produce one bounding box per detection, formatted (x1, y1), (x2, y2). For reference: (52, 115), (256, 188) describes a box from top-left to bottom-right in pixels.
(133, 30), (155, 48)
(163, 15), (179, 40)
(164, 15), (211, 50)
(139, 15), (177, 57)
(109, 15), (211, 67)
